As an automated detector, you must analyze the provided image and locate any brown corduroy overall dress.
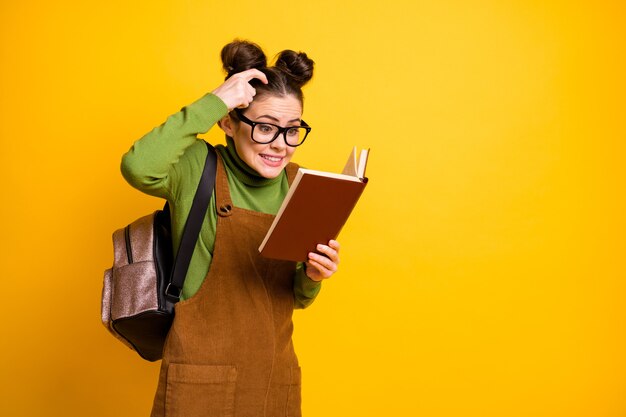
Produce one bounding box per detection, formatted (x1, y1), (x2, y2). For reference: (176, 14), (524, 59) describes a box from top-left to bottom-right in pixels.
(150, 154), (302, 417)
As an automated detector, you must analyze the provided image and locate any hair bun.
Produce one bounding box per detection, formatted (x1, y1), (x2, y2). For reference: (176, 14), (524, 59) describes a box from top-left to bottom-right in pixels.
(274, 50), (314, 87)
(221, 40), (267, 78)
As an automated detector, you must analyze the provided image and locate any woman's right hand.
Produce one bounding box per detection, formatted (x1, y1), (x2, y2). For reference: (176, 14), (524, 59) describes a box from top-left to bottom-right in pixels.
(211, 69), (268, 111)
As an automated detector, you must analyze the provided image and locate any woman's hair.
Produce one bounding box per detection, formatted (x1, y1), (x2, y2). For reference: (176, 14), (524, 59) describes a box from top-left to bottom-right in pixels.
(220, 39), (314, 105)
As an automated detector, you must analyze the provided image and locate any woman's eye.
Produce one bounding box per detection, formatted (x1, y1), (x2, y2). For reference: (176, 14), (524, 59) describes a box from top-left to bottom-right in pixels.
(258, 124), (273, 133)
(287, 128), (299, 136)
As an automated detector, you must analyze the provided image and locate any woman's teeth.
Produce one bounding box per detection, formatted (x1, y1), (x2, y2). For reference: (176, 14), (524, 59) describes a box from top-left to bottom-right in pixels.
(261, 154), (282, 162)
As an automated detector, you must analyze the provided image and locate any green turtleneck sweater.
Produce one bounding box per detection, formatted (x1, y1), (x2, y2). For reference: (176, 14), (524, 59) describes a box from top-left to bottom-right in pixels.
(120, 93), (321, 307)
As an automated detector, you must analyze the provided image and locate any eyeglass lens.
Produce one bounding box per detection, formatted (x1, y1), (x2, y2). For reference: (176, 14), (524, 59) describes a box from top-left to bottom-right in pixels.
(252, 124), (308, 146)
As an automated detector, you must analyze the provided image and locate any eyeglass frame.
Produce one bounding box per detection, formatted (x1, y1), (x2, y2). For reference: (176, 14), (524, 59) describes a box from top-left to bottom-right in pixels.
(233, 108), (311, 147)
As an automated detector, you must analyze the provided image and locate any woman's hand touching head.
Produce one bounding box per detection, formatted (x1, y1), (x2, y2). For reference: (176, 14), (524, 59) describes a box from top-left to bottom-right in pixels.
(211, 68), (268, 111)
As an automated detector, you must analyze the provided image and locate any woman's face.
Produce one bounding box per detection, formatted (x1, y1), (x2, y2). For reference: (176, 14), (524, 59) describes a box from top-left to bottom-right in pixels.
(221, 94), (303, 179)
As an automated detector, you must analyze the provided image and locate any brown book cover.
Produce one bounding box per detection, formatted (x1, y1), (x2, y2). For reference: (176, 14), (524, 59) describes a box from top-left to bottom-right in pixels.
(259, 148), (369, 262)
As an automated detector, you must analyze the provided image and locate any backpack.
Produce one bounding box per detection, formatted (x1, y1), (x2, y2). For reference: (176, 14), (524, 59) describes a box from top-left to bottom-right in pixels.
(101, 141), (216, 361)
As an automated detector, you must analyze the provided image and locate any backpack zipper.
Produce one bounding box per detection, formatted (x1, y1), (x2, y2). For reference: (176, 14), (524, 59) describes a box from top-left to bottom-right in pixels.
(124, 225), (134, 264)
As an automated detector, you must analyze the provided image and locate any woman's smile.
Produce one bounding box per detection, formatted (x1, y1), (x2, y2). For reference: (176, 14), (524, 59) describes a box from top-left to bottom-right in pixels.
(259, 153), (285, 166)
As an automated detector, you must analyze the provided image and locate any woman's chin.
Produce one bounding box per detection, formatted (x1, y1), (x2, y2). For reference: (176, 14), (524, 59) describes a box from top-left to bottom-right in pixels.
(257, 166), (284, 179)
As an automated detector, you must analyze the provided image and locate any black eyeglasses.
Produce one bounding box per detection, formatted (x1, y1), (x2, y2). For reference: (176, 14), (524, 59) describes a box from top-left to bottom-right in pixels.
(234, 108), (311, 147)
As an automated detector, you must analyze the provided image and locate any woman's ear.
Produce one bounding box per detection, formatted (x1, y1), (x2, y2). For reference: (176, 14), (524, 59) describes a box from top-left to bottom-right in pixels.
(218, 114), (235, 137)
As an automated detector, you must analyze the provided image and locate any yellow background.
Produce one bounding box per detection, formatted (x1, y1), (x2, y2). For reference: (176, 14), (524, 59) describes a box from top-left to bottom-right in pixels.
(1, 1), (625, 416)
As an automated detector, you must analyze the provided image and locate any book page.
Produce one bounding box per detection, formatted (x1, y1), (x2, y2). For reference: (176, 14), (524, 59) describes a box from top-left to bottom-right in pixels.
(358, 149), (370, 178)
(341, 146), (358, 176)
(298, 168), (362, 182)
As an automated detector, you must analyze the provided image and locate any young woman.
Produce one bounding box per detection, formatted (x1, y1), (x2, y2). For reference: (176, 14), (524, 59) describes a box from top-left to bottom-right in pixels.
(121, 40), (340, 417)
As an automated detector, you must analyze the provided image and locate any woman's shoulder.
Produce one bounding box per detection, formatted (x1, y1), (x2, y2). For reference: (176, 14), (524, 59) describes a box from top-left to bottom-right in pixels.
(169, 140), (211, 200)
(177, 140), (210, 172)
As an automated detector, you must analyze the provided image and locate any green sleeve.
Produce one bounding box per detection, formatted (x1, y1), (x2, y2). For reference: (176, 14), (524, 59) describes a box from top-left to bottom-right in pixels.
(293, 262), (322, 309)
(120, 93), (228, 199)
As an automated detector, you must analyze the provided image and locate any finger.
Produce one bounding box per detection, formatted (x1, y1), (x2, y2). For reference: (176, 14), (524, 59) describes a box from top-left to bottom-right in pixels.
(246, 83), (257, 98)
(306, 259), (325, 276)
(304, 260), (323, 281)
(328, 240), (341, 251)
(306, 259), (334, 279)
(309, 251), (337, 272)
(316, 244), (339, 264)
(239, 68), (269, 85)
(237, 91), (255, 109)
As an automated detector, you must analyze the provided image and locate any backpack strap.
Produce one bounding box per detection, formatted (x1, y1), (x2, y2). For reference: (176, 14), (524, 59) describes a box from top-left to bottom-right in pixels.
(165, 141), (217, 302)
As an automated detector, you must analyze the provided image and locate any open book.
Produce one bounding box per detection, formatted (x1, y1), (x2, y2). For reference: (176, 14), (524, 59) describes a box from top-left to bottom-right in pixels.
(259, 147), (370, 262)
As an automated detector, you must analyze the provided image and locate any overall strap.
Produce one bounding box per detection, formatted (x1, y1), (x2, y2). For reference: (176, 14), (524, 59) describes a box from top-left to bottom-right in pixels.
(285, 162), (300, 186)
(215, 152), (235, 218)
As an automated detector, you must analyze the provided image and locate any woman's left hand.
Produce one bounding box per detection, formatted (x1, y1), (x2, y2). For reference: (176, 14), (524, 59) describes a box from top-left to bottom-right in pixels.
(305, 240), (340, 282)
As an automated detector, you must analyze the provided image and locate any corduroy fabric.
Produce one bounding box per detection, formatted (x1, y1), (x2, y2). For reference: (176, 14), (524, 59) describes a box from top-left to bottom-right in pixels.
(150, 153), (302, 417)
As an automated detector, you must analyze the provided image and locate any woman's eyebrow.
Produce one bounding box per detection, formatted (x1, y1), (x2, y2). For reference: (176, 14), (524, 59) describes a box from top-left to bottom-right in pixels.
(257, 114), (301, 123)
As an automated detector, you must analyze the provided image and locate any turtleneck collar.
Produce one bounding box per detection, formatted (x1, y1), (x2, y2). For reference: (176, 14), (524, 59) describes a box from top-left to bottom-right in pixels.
(222, 136), (283, 187)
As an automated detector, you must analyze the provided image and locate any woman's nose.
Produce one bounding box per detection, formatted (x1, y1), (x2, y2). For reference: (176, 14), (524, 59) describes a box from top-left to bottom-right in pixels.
(270, 134), (287, 151)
